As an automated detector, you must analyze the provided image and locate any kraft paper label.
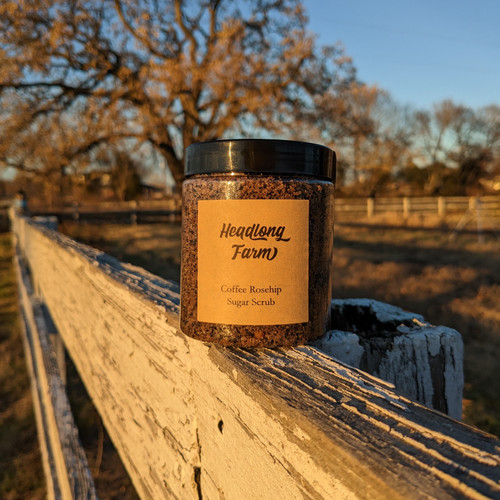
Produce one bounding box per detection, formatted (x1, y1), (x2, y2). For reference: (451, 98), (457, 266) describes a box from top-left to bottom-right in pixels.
(197, 199), (309, 325)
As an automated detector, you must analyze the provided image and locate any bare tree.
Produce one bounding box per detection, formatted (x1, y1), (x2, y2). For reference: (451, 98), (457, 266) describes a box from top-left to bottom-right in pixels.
(307, 82), (415, 193)
(477, 105), (500, 159)
(0, 0), (354, 190)
(415, 100), (484, 168)
(411, 100), (500, 194)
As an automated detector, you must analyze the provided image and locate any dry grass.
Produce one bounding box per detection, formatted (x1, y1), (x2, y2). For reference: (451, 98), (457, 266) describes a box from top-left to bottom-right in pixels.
(60, 218), (500, 437)
(332, 219), (500, 436)
(60, 222), (182, 282)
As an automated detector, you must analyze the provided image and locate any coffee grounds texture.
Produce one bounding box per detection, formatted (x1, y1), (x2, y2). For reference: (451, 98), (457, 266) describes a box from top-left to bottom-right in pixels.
(181, 174), (334, 348)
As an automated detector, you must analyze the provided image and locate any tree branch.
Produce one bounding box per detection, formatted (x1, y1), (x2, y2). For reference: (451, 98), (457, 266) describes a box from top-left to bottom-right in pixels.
(113, 0), (176, 60)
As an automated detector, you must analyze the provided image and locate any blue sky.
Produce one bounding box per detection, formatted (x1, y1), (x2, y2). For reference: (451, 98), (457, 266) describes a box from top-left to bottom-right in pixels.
(304, 0), (500, 110)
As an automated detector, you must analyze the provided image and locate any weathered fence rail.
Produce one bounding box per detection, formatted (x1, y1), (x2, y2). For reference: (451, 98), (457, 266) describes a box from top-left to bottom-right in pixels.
(10, 211), (500, 499)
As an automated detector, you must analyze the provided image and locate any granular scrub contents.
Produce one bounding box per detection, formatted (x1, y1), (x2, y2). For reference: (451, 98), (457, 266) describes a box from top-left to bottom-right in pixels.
(181, 139), (335, 347)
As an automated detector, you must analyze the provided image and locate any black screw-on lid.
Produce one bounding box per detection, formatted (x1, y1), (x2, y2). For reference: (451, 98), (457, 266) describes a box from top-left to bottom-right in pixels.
(185, 139), (335, 181)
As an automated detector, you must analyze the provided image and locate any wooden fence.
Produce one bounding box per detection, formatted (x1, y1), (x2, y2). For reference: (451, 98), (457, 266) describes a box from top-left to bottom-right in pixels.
(10, 211), (500, 499)
(25, 195), (500, 227)
(30, 197), (182, 224)
(335, 195), (500, 221)
(335, 196), (500, 225)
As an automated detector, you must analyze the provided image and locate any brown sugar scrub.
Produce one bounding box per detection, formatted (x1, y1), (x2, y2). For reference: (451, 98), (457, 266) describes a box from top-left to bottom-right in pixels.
(180, 139), (335, 347)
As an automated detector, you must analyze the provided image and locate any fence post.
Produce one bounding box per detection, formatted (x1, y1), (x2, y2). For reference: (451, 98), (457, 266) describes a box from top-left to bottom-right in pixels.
(438, 196), (446, 217)
(472, 197), (485, 244)
(72, 202), (79, 221)
(130, 200), (138, 225)
(403, 197), (410, 218)
(367, 197), (374, 217)
(469, 196), (478, 212)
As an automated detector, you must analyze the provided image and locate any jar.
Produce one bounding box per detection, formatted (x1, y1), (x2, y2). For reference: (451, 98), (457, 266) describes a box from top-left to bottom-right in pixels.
(180, 139), (335, 347)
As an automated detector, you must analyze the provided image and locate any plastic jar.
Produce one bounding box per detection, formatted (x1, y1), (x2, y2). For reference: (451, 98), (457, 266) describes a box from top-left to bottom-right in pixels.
(180, 139), (335, 347)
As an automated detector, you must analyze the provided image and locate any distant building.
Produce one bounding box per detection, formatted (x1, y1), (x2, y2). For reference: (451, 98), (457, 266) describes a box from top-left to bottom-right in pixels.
(140, 182), (168, 199)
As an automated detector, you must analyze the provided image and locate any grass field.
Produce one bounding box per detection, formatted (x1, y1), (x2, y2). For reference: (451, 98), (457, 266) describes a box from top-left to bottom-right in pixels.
(60, 218), (500, 437)
(332, 221), (500, 436)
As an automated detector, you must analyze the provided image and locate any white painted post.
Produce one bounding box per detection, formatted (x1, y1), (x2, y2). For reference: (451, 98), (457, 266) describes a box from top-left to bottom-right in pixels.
(367, 197), (375, 217)
(130, 200), (138, 225)
(469, 196), (478, 212)
(312, 298), (464, 419)
(72, 202), (79, 221)
(438, 196), (446, 217)
(403, 197), (410, 218)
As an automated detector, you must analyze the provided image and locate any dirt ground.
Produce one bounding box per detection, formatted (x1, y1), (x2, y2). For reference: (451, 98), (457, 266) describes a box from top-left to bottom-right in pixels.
(60, 218), (500, 438)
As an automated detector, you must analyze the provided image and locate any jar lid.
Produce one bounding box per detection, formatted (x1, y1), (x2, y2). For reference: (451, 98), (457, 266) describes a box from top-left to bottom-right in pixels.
(185, 139), (335, 181)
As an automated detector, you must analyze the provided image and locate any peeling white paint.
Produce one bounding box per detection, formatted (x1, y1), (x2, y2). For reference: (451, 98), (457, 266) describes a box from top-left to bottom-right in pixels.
(311, 330), (364, 367)
(318, 300), (464, 419)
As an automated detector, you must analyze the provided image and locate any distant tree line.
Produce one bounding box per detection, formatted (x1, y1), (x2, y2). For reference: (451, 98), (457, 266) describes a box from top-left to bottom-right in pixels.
(326, 95), (500, 197)
(0, 0), (499, 205)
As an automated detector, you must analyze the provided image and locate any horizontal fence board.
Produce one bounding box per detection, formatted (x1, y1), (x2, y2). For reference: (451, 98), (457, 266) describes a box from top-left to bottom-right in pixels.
(11, 214), (500, 499)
